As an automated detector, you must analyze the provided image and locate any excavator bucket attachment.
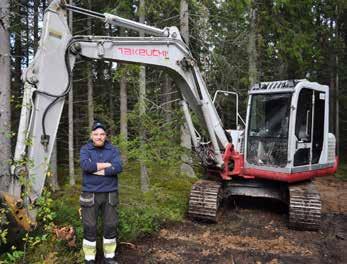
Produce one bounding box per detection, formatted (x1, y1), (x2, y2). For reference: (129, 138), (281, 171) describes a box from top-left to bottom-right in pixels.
(0, 192), (36, 233)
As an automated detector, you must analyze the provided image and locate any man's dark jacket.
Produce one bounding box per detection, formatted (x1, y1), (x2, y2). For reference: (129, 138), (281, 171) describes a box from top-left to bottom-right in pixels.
(80, 140), (122, 192)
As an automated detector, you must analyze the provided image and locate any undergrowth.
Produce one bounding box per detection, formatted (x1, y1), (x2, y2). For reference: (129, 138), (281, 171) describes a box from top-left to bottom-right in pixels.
(335, 159), (347, 181)
(0, 161), (196, 263)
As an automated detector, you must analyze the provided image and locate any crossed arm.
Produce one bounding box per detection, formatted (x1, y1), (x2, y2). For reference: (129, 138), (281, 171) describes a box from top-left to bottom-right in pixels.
(80, 147), (123, 176)
(93, 162), (112, 176)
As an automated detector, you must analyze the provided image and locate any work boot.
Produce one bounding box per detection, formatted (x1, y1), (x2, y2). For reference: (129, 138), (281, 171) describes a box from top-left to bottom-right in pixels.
(104, 258), (118, 264)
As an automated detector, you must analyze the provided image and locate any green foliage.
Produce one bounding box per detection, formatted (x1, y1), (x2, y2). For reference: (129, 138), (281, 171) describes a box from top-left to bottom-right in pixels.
(22, 232), (49, 248)
(335, 161), (347, 181)
(117, 162), (194, 241)
(0, 208), (9, 246)
(111, 106), (185, 167)
(0, 190), (56, 263)
(113, 64), (140, 83)
(13, 185), (83, 263)
(36, 190), (56, 229)
(51, 185), (83, 246)
(0, 246), (24, 264)
(118, 206), (160, 240)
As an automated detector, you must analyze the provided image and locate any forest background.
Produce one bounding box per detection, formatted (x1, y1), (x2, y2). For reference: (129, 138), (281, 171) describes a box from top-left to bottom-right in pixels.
(0, 0), (346, 263)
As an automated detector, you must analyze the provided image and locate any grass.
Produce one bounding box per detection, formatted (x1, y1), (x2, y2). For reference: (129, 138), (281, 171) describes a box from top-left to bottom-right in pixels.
(118, 162), (195, 240)
(335, 159), (347, 181)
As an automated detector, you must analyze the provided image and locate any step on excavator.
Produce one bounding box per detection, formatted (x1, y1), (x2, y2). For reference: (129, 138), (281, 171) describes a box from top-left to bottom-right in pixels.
(0, 1), (338, 241)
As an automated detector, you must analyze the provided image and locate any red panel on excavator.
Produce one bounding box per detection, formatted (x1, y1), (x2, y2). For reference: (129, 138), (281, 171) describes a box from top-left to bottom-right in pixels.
(241, 157), (338, 183)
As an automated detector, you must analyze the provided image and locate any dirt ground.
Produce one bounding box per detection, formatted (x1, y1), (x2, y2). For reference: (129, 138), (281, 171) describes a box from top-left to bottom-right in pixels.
(116, 176), (347, 264)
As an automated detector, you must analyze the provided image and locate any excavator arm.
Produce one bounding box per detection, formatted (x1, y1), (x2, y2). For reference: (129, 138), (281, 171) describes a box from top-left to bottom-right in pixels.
(1, 0), (231, 232)
(71, 36), (228, 155)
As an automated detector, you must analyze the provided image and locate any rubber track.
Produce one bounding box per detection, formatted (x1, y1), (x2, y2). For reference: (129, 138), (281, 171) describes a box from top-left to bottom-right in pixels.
(188, 180), (222, 222)
(288, 181), (321, 230)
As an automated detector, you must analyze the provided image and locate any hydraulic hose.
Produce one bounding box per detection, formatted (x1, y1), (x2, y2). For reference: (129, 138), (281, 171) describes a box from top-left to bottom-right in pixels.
(33, 40), (74, 142)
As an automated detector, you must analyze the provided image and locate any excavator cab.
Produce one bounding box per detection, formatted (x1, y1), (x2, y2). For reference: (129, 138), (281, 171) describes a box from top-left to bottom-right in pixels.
(244, 79), (336, 182)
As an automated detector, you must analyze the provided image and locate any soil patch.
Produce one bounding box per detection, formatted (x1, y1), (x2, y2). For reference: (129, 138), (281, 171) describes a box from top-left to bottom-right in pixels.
(117, 176), (347, 264)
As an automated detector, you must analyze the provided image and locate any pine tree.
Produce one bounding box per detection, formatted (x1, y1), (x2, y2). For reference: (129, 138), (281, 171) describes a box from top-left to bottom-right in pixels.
(0, 0), (11, 191)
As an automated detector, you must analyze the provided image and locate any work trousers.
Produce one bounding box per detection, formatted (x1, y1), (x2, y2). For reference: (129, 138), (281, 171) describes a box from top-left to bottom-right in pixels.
(80, 191), (119, 242)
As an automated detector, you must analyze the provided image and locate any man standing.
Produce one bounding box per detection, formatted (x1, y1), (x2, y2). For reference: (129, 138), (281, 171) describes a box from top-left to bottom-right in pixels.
(80, 122), (122, 264)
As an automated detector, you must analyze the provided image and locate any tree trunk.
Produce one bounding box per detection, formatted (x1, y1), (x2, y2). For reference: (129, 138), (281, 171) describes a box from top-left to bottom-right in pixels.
(335, 5), (339, 156)
(139, 0), (149, 192)
(119, 28), (128, 163)
(87, 0), (94, 128)
(162, 74), (172, 123)
(68, 0), (75, 186)
(180, 0), (195, 177)
(0, 0), (11, 191)
(49, 142), (60, 191)
(330, 72), (335, 135)
(43, 0), (47, 12)
(180, 0), (189, 44)
(329, 12), (336, 136)
(120, 74), (128, 141)
(248, 1), (258, 85)
(139, 65), (149, 192)
(120, 66), (128, 163)
(25, 2), (29, 68)
(33, 0), (39, 53)
(87, 64), (94, 128)
(335, 54), (339, 156)
(12, 0), (23, 153)
(119, 75), (128, 140)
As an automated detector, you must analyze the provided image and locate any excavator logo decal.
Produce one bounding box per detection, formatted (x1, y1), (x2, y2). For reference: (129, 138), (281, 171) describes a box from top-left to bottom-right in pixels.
(118, 48), (168, 58)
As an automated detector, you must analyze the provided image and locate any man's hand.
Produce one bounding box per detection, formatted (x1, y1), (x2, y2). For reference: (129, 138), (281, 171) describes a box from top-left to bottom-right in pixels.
(97, 162), (112, 171)
(93, 163), (111, 176)
(93, 169), (105, 176)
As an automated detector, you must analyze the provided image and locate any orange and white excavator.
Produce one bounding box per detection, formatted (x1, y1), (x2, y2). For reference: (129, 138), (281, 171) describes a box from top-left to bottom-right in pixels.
(0, 0), (338, 238)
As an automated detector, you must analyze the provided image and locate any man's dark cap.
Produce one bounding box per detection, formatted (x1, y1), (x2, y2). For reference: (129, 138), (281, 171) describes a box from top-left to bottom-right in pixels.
(92, 122), (106, 131)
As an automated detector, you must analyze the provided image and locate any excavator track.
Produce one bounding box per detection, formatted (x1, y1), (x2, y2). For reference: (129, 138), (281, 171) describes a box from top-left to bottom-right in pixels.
(188, 180), (222, 222)
(288, 180), (321, 230)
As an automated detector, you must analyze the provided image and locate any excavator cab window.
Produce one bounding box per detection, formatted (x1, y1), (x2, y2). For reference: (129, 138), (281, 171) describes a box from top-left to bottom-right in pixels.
(247, 93), (292, 167)
(312, 91), (325, 163)
(294, 88), (325, 166)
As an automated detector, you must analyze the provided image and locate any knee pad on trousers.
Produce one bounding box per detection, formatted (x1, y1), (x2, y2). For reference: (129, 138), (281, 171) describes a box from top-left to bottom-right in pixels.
(84, 224), (97, 241)
(104, 223), (117, 239)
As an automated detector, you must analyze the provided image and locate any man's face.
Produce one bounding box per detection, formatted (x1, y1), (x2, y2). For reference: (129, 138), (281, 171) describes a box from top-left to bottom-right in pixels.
(91, 128), (106, 147)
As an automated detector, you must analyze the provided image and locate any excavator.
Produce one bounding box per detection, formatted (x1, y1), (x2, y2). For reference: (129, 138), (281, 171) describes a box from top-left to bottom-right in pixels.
(0, 0), (338, 241)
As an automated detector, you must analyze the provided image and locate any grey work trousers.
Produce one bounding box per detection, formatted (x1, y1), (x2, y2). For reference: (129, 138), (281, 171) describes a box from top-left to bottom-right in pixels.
(80, 191), (118, 242)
